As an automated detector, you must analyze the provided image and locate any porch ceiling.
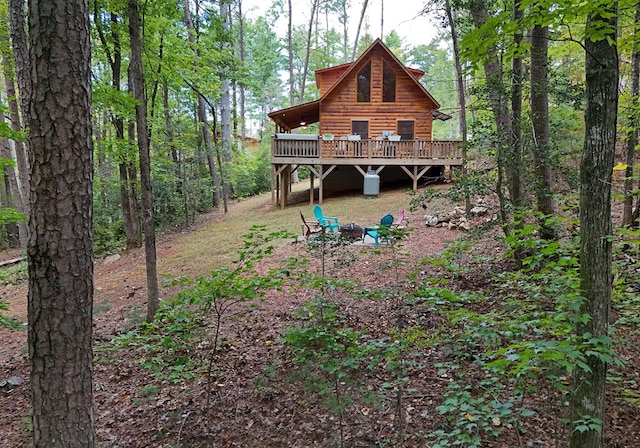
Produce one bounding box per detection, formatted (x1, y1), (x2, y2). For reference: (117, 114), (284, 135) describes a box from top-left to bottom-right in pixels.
(268, 100), (320, 132)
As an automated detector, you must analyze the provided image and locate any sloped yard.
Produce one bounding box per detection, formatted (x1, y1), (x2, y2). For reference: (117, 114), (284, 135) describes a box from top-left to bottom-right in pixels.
(1, 185), (639, 447)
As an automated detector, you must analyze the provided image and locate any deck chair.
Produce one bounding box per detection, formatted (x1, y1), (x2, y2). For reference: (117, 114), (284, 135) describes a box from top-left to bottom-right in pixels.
(300, 211), (323, 240)
(313, 205), (340, 233)
(392, 209), (408, 228)
(363, 214), (394, 245)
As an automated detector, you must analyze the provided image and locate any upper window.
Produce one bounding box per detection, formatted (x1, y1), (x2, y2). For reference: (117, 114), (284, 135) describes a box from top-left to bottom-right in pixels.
(397, 120), (414, 140)
(383, 61), (396, 102)
(357, 62), (371, 102)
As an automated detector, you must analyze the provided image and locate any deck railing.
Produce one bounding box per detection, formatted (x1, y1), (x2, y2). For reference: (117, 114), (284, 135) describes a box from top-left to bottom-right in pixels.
(272, 137), (463, 162)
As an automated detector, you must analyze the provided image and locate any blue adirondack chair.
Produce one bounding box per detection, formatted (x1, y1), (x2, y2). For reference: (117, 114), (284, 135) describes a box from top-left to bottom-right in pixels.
(313, 205), (340, 233)
(363, 214), (394, 245)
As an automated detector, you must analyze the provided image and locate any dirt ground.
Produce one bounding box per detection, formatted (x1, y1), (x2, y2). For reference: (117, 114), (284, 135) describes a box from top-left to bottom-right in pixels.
(1, 197), (639, 447)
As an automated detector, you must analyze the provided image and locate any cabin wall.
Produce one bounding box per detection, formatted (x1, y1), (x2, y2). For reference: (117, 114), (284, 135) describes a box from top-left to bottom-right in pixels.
(316, 66), (349, 95)
(319, 47), (437, 140)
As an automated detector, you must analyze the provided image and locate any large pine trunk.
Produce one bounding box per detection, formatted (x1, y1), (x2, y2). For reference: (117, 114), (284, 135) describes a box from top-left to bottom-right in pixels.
(27, 0), (95, 445)
(570, 6), (618, 448)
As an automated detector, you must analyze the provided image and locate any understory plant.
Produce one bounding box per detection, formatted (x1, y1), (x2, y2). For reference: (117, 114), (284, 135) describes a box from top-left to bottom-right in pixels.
(284, 296), (378, 447)
(103, 226), (292, 392)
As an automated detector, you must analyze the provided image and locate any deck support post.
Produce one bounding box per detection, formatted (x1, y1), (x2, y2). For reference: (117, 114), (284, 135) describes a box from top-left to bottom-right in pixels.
(307, 166), (321, 205)
(319, 165), (324, 204)
(281, 165), (291, 209)
(401, 165), (432, 190)
(271, 164), (276, 208)
(309, 170), (315, 204)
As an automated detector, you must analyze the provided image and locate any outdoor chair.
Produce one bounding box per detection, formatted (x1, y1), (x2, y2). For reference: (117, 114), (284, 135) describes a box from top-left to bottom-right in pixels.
(313, 205), (340, 233)
(300, 211), (323, 240)
(362, 214), (394, 245)
(392, 209), (409, 228)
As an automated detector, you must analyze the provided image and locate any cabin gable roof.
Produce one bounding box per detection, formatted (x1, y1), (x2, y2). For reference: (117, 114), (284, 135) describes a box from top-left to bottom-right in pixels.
(320, 39), (440, 108)
(268, 38), (449, 131)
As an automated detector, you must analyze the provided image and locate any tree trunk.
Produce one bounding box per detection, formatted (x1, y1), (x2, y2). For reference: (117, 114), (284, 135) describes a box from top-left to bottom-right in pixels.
(119, 160), (142, 249)
(5, 1), (31, 221)
(352, 0), (369, 61)
(9, 0), (32, 151)
(299, 0), (319, 103)
(182, 0), (222, 209)
(470, 0), (516, 237)
(530, 21), (556, 238)
(287, 0), (295, 105)
(623, 3), (640, 226)
(339, 0), (348, 63)
(27, 0), (95, 445)
(0, 50), (29, 248)
(510, 0), (524, 210)
(570, 6), (618, 448)
(237, 0), (247, 147)
(445, 0), (469, 214)
(128, 0), (160, 322)
(0, 115), (20, 247)
(220, 0), (232, 212)
(95, 8), (142, 249)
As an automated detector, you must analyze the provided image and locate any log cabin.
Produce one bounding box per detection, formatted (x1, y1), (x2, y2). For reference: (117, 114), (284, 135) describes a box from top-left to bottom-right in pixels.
(268, 38), (463, 208)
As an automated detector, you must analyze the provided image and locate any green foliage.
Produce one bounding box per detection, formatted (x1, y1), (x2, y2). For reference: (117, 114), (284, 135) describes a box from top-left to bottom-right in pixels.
(0, 260), (27, 285)
(230, 144), (271, 198)
(103, 226), (292, 383)
(429, 369), (533, 448)
(284, 297), (376, 414)
(0, 103), (26, 141)
(0, 207), (27, 227)
(93, 219), (124, 257)
(409, 170), (493, 214)
(0, 300), (24, 330)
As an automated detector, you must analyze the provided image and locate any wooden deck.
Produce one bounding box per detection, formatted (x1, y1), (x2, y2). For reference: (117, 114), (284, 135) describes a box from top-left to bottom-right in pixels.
(272, 137), (464, 165)
(270, 136), (464, 208)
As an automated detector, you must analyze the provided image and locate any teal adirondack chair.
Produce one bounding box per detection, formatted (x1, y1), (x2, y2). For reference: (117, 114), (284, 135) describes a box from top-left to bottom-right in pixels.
(363, 214), (394, 245)
(313, 205), (340, 233)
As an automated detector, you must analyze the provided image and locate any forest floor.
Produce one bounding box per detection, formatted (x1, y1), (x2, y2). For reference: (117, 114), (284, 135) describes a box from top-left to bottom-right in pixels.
(1, 184), (639, 447)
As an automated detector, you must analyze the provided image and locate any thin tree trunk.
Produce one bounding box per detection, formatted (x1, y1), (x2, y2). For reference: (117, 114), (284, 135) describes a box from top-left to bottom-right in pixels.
(95, 7), (142, 249)
(339, 0), (349, 63)
(288, 0), (295, 105)
(27, 0), (95, 444)
(510, 0), (524, 210)
(470, 0), (515, 237)
(352, 0), (369, 61)
(182, 0), (222, 209)
(380, 0), (384, 39)
(445, 0), (469, 214)
(0, 51), (28, 248)
(299, 0), (319, 103)
(570, 5), (618, 448)
(0, 109), (20, 247)
(4, 2), (30, 219)
(531, 22), (556, 237)
(623, 3), (640, 226)
(237, 0), (247, 146)
(128, 0), (160, 322)
(220, 0), (232, 212)
(9, 0), (30, 115)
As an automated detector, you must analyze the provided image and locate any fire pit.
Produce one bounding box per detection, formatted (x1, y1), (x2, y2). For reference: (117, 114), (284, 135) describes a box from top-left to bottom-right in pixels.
(339, 223), (362, 241)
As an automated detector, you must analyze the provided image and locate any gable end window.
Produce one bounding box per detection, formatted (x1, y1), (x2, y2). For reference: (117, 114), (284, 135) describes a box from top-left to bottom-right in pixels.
(357, 62), (371, 102)
(383, 61), (396, 102)
(397, 120), (414, 140)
